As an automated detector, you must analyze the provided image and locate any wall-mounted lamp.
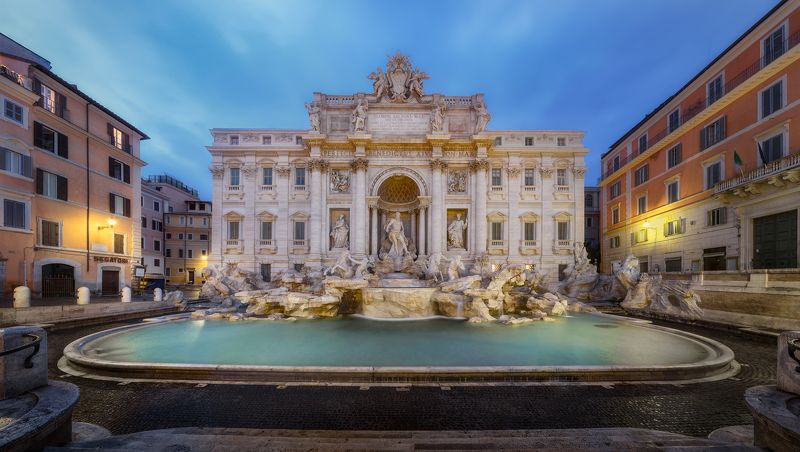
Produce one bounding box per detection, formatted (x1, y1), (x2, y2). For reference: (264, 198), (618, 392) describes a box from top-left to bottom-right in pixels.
(98, 218), (117, 231)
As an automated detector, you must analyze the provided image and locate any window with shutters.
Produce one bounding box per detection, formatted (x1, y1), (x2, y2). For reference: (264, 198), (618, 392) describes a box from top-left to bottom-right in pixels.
(109, 193), (130, 217)
(108, 157), (130, 183)
(261, 221), (273, 240)
(113, 233), (125, 254)
(668, 108), (680, 133)
(166, 249), (171, 257)
(637, 134), (648, 154)
(707, 74), (724, 106)
(556, 168), (568, 186)
(39, 84), (57, 113)
(612, 206), (620, 224)
(228, 221), (240, 240)
(178, 248), (184, 258)
(704, 161), (723, 190)
(36, 169), (67, 201)
(524, 137), (533, 146)
(201, 249), (207, 256)
(142, 217), (147, 228)
(3, 99), (24, 125)
(523, 222), (537, 241)
(491, 168), (503, 187)
(0, 147), (32, 178)
(667, 144), (682, 168)
(523, 168), (536, 187)
(634, 164), (649, 186)
(3, 199), (26, 229)
(609, 236), (620, 249)
(200, 234), (208, 241)
(153, 201), (160, 211)
(187, 249), (193, 258)
(229, 167), (240, 186)
(760, 80), (784, 118)
(178, 233), (184, 240)
(557, 221), (570, 241)
(294, 221), (306, 240)
(759, 133), (784, 164)
(40, 219), (60, 246)
(667, 180), (680, 203)
(491, 222), (503, 241)
(707, 207), (728, 226)
(609, 182), (621, 199)
(262, 167), (273, 186)
(187, 233), (193, 240)
(107, 124), (131, 153)
(637, 195), (647, 215)
(613, 155), (620, 171)
(33, 122), (68, 158)
(154, 259), (160, 267)
(764, 24), (785, 65)
(664, 219), (685, 237)
(154, 239), (161, 251)
(294, 167), (306, 187)
(700, 116), (726, 150)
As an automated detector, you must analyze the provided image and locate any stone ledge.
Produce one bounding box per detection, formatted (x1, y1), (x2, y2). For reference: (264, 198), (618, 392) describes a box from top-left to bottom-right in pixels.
(745, 385), (800, 451)
(0, 381), (80, 452)
(0, 301), (176, 327)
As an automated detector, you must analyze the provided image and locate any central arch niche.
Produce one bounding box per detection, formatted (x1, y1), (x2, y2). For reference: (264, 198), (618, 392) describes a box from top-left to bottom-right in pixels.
(374, 175), (422, 256)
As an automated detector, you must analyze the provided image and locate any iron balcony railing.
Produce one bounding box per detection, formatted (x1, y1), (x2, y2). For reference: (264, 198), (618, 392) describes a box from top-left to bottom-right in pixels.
(602, 29), (800, 181)
(714, 150), (800, 193)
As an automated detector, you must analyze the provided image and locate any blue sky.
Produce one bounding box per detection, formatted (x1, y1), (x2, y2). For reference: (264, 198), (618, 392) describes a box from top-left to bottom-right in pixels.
(1, 0), (778, 198)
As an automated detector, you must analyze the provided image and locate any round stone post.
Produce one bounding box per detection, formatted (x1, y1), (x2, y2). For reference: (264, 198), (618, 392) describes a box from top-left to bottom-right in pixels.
(13, 286), (30, 308)
(153, 287), (163, 302)
(121, 287), (132, 303)
(77, 287), (91, 305)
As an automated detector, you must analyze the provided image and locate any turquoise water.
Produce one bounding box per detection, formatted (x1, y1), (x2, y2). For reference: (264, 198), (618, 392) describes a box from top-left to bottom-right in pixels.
(83, 315), (711, 368)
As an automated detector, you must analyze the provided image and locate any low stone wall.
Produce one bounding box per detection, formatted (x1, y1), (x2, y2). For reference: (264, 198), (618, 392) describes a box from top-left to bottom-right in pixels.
(0, 301), (177, 327)
(658, 270), (800, 331)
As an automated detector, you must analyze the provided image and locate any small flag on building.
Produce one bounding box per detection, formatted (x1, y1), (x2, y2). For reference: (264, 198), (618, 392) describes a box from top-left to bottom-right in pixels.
(757, 142), (769, 165)
(733, 150), (744, 175)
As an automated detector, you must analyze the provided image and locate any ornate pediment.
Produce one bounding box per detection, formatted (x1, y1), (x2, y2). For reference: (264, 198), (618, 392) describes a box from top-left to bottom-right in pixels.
(368, 51), (429, 103)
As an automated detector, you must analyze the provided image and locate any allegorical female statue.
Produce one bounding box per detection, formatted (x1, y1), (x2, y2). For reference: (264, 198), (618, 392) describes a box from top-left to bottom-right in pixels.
(447, 213), (468, 249)
(384, 212), (409, 258)
(330, 214), (349, 249)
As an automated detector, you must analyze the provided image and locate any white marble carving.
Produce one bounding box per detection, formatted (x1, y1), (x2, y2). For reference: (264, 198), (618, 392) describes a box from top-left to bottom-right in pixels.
(329, 169), (350, 193)
(447, 170), (467, 193)
(305, 102), (321, 132)
(351, 99), (368, 132)
(330, 214), (350, 249)
(447, 213), (468, 249)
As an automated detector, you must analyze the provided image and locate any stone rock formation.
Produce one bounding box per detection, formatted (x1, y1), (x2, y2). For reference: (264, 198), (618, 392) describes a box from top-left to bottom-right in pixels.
(621, 273), (703, 320)
(199, 263), (270, 299)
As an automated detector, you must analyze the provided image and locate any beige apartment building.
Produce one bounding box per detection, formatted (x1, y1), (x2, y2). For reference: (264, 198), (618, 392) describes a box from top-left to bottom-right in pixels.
(164, 200), (212, 286)
(0, 33), (147, 297)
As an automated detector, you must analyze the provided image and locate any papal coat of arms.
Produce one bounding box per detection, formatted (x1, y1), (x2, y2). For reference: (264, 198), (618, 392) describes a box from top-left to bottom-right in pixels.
(368, 51), (429, 103)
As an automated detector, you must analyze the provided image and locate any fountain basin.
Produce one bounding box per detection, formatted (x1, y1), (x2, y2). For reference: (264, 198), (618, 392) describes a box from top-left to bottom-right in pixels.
(61, 313), (735, 384)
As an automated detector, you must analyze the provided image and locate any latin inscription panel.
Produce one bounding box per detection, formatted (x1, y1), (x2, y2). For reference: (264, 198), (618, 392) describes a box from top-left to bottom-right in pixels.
(368, 112), (430, 134)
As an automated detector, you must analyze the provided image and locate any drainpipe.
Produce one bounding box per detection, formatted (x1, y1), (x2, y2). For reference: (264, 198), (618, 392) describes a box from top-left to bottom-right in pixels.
(86, 102), (90, 270)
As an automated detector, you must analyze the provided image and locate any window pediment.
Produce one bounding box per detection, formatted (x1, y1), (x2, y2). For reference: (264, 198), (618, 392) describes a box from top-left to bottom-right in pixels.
(257, 210), (277, 221)
(553, 211), (573, 221)
(290, 211), (309, 220)
(486, 211), (507, 221)
(519, 211), (539, 221)
(223, 210), (244, 220)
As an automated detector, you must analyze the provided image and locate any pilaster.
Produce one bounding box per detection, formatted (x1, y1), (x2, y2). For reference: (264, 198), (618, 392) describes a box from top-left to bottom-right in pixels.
(430, 158), (447, 254)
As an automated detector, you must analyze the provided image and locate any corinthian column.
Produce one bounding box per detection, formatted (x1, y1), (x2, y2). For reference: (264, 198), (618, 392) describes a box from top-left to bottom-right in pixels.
(506, 166), (521, 259)
(350, 158), (369, 256)
(430, 159), (447, 254)
(308, 159), (326, 262)
(471, 159), (489, 253)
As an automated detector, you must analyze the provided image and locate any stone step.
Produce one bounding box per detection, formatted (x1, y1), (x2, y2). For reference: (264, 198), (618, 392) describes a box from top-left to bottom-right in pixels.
(46, 427), (759, 451)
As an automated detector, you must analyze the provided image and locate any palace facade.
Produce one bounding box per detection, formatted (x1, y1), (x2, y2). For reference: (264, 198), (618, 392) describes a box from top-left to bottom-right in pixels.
(208, 53), (588, 282)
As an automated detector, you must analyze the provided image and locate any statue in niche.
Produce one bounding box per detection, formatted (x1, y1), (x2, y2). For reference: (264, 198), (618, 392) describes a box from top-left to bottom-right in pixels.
(305, 102), (321, 132)
(447, 213), (468, 249)
(475, 100), (491, 132)
(431, 99), (445, 132)
(330, 214), (350, 249)
(329, 170), (350, 193)
(351, 99), (368, 132)
(384, 212), (410, 258)
(447, 170), (466, 193)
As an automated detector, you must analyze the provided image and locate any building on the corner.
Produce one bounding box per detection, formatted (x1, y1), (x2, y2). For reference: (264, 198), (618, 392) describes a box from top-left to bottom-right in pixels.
(0, 33), (147, 297)
(208, 53), (588, 283)
(140, 179), (169, 289)
(142, 174), (211, 286)
(583, 186), (601, 267)
(600, 0), (800, 274)
(164, 201), (212, 286)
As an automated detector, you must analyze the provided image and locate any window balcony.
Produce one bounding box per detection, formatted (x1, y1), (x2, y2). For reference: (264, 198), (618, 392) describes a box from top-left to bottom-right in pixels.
(715, 150), (800, 195)
(259, 239), (274, 247)
(108, 138), (132, 153)
(293, 185), (306, 191)
(522, 185), (536, 192)
(601, 29), (800, 181)
(490, 185), (503, 192)
(555, 185), (570, 193)
(489, 239), (506, 248)
(259, 184), (274, 191)
(226, 239), (240, 247)
(522, 240), (538, 247)
(554, 239), (572, 251)
(226, 185), (241, 191)
(293, 239), (306, 247)
(519, 239), (539, 255)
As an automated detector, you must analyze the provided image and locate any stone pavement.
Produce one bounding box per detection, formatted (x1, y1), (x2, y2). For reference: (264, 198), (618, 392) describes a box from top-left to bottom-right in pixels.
(45, 318), (777, 438)
(46, 427), (758, 451)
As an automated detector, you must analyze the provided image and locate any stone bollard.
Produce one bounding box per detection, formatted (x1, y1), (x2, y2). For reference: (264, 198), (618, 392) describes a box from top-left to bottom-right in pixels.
(153, 287), (163, 302)
(76, 287), (90, 305)
(121, 286), (132, 303)
(0, 326), (48, 399)
(13, 286), (31, 308)
(777, 331), (800, 395)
